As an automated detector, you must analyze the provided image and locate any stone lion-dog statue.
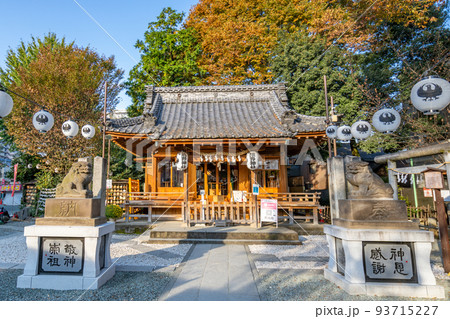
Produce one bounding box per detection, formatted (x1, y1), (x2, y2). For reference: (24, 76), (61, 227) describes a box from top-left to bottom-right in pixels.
(56, 161), (93, 198)
(346, 161), (394, 199)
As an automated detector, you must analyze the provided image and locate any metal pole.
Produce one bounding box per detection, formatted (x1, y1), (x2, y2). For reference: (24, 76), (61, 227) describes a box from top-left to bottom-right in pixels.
(434, 188), (450, 273)
(410, 158), (419, 207)
(330, 95), (337, 156)
(324, 75), (332, 157)
(107, 138), (111, 177)
(102, 82), (107, 158)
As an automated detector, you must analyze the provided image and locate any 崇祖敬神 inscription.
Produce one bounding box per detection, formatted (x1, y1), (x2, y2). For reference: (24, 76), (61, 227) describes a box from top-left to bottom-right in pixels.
(40, 238), (83, 273)
(363, 242), (415, 282)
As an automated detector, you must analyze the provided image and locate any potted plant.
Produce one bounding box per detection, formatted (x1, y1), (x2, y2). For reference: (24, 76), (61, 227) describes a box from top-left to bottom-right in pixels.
(105, 204), (123, 221)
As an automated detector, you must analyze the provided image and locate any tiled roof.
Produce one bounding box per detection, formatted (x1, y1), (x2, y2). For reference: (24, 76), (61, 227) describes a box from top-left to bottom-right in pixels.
(106, 84), (326, 139)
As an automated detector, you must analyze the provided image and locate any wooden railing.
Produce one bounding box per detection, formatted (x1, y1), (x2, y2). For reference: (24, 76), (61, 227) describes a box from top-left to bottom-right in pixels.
(187, 200), (255, 226)
(121, 191), (322, 225)
(269, 192), (321, 225)
(122, 191), (194, 222)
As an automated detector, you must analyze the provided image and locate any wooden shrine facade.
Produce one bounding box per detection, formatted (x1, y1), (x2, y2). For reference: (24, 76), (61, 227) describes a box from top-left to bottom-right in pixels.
(106, 84), (326, 225)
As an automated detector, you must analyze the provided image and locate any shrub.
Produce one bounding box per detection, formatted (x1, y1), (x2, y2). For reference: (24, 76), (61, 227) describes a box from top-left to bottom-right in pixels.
(105, 204), (123, 220)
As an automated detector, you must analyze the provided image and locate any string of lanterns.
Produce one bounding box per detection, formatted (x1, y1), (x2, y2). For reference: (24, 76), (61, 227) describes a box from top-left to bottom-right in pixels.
(0, 85), (97, 139)
(326, 75), (450, 143)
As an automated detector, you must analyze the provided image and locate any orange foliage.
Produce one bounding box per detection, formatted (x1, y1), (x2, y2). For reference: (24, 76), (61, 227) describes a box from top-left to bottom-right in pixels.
(187, 0), (443, 84)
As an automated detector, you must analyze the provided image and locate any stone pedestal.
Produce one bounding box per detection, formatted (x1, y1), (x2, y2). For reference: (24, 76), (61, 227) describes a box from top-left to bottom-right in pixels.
(17, 223), (115, 290)
(324, 225), (445, 299)
(333, 199), (419, 229)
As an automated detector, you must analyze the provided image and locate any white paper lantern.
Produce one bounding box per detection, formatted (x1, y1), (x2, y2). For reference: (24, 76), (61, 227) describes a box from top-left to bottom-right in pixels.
(81, 124), (95, 139)
(337, 125), (352, 143)
(410, 76), (450, 115)
(32, 110), (54, 133)
(372, 109), (401, 133)
(0, 90), (13, 118)
(326, 125), (338, 139)
(62, 120), (79, 138)
(351, 120), (372, 140)
(246, 151), (261, 170)
(176, 151), (188, 171)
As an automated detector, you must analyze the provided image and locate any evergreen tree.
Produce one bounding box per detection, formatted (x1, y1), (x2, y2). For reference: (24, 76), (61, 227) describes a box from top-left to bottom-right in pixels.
(125, 8), (205, 117)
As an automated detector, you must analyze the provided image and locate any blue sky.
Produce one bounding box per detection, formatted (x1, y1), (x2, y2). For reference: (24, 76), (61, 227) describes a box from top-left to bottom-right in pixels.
(0, 0), (198, 110)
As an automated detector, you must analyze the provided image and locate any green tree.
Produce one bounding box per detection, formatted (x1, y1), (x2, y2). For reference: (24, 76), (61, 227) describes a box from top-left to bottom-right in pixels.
(125, 7), (205, 117)
(271, 32), (364, 123)
(108, 143), (144, 181)
(357, 9), (450, 153)
(1, 35), (123, 175)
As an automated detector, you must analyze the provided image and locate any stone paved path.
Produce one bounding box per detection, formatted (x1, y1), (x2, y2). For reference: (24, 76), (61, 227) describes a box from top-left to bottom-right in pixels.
(160, 244), (260, 301)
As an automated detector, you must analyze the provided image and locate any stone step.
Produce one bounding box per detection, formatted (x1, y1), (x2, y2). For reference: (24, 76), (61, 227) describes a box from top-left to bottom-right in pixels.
(143, 238), (302, 245)
(149, 229), (299, 241)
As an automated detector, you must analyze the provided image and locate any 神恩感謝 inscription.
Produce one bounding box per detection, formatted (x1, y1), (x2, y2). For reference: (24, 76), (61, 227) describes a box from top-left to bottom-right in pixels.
(363, 242), (416, 282)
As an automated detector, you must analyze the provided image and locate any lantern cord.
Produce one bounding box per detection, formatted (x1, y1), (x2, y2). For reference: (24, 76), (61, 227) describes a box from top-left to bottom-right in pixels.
(0, 83), (101, 124)
(0, 83), (47, 111)
(388, 162), (450, 175)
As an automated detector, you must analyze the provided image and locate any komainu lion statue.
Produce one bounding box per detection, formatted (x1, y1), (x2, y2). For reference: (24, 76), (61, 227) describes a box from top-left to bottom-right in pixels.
(56, 161), (93, 198)
(346, 161), (394, 199)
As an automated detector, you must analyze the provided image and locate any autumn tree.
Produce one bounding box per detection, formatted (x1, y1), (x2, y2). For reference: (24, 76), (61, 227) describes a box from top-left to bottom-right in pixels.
(125, 7), (205, 117)
(187, 0), (444, 85)
(1, 37), (123, 178)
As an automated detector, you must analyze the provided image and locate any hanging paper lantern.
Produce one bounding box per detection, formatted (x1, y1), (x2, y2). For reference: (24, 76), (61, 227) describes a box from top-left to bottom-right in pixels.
(246, 151), (260, 170)
(176, 151), (188, 171)
(32, 110), (54, 133)
(337, 125), (352, 143)
(81, 124), (95, 139)
(326, 125), (338, 139)
(372, 109), (401, 133)
(62, 120), (79, 138)
(410, 76), (450, 115)
(0, 90), (13, 118)
(351, 120), (372, 140)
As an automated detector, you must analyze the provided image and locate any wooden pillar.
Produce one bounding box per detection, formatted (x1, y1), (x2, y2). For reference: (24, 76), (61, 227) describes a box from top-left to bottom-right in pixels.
(144, 165), (149, 193)
(184, 167), (188, 222)
(387, 160), (398, 200)
(152, 155), (157, 193)
(216, 163), (219, 195)
(444, 151), (450, 192)
(204, 163), (208, 196)
(251, 170), (258, 228)
(279, 162), (288, 193)
(227, 162), (231, 199)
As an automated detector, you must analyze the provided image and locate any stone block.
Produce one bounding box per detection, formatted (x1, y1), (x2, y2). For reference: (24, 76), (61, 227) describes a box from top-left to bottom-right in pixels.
(35, 216), (107, 226)
(336, 199), (419, 229)
(339, 199), (407, 221)
(44, 198), (101, 218)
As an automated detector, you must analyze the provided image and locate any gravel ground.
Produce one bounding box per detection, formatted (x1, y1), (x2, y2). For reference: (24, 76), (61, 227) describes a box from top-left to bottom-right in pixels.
(1, 220), (449, 301)
(0, 269), (172, 301)
(256, 269), (450, 301)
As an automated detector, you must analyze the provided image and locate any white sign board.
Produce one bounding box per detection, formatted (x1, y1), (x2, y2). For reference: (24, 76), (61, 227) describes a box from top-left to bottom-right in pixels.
(106, 179), (113, 189)
(264, 159), (279, 170)
(252, 184), (259, 195)
(260, 199), (278, 223)
(41, 238), (83, 273)
(363, 242), (415, 282)
(232, 191), (243, 202)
